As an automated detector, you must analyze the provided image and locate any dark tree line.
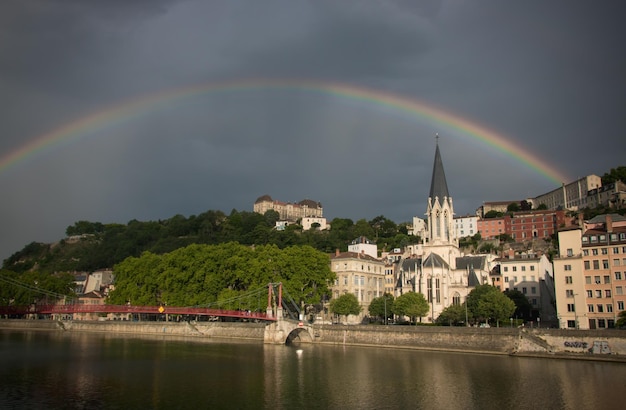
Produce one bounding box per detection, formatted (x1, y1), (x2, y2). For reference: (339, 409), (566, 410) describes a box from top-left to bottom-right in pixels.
(3, 210), (416, 274)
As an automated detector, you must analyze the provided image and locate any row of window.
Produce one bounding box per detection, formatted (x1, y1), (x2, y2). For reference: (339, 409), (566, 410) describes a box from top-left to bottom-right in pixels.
(583, 233), (626, 243)
(588, 304), (616, 313)
(336, 263), (384, 273)
(582, 274), (624, 284)
(566, 289), (616, 298)
(502, 266), (536, 272)
(503, 276), (537, 283)
(566, 319), (616, 329)
(584, 247), (626, 256)
(336, 275), (384, 287)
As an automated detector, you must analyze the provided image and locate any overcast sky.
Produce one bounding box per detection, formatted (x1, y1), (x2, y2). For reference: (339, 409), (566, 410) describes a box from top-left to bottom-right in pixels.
(1, 0), (625, 261)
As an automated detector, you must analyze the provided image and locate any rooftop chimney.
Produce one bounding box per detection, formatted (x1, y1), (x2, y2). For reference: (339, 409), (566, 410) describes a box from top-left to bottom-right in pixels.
(606, 214), (613, 233)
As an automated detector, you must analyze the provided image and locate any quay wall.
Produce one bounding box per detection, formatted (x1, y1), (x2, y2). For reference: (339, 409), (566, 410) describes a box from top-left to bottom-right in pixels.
(3, 319), (626, 360)
(0, 319), (266, 341)
(310, 325), (626, 359)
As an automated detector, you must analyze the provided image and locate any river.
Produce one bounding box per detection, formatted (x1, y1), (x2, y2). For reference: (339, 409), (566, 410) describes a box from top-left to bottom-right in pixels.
(1, 330), (625, 409)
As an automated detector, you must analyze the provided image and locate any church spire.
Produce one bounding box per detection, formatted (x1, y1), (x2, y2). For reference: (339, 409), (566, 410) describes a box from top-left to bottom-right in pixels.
(428, 134), (449, 201)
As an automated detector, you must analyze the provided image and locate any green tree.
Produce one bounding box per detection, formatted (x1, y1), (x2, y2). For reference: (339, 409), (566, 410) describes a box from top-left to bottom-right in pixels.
(466, 285), (515, 326)
(536, 203), (548, 210)
(483, 210), (503, 218)
(503, 289), (533, 320)
(436, 303), (468, 326)
(601, 166), (626, 185)
(330, 293), (361, 322)
(394, 292), (429, 324)
(507, 202), (520, 212)
(368, 293), (394, 323)
(616, 310), (626, 328)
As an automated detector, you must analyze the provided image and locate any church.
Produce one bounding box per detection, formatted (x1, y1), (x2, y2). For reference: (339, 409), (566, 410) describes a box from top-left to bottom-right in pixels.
(393, 139), (496, 322)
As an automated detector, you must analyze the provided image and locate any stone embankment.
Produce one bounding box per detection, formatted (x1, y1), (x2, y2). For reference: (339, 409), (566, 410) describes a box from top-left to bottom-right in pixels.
(311, 325), (626, 361)
(0, 319), (266, 341)
(2, 319), (626, 362)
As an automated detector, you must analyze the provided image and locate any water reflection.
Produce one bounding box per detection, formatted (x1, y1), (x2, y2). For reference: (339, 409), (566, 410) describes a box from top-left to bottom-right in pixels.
(1, 330), (625, 409)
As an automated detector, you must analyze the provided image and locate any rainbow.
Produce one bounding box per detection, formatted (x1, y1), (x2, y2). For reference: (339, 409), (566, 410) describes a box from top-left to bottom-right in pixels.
(0, 79), (569, 184)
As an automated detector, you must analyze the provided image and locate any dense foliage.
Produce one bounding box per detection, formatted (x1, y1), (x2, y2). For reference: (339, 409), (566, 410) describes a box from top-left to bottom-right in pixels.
(368, 293), (395, 323)
(393, 292), (429, 324)
(465, 284), (516, 325)
(107, 243), (335, 309)
(3, 211), (417, 274)
(436, 303), (468, 326)
(0, 269), (76, 306)
(601, 166), (626, 185)
(329, 293), (361, 320)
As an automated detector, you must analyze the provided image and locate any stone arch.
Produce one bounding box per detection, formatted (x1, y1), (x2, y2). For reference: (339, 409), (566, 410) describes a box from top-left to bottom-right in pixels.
(285, 327), (313, 345)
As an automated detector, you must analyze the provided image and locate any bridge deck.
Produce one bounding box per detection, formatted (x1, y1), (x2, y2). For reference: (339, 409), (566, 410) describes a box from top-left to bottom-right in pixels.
(0, 304), (275, 321)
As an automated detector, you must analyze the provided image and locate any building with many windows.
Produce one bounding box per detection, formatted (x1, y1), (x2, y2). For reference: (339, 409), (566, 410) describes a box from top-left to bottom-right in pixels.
(253, 195), (323, 222)
(329, 249), (386, 323)
(533, 175), (602, 211)
(496, 251), (556, 324)
(554, 214), (626, 329)
(454, 215), (478, 238)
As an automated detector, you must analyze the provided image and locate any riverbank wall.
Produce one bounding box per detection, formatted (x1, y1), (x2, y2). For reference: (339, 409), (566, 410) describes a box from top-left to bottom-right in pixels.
(3, 319), (626, 361)
(0, 319), (266, 341)
(311, 324), (626, 360)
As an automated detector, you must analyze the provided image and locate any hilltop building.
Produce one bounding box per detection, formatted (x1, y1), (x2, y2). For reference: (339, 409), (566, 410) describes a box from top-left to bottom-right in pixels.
(253, 195), (323, 222)
(532, 175), (601, 211)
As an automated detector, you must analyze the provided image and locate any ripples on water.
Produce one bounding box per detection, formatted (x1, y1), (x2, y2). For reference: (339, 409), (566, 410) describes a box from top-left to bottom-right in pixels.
(1, 330), (625, 409)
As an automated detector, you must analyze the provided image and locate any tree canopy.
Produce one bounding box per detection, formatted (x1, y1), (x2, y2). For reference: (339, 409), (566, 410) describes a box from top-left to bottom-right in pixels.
(393, 292), (429, 324)
(0, 269), (76, 306)
(503, 289), (533, 320)
(466, 285), (516, 325)
(436, 303), (468, 326)
(329, 293), (361, 319)
(3, 210), (420, 274)
(107, 243), (335, 309)
(368, 293), (394, 323)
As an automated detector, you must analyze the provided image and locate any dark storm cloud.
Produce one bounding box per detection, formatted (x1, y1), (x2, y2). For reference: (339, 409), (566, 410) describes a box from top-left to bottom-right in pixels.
(1, 0), (625, 261)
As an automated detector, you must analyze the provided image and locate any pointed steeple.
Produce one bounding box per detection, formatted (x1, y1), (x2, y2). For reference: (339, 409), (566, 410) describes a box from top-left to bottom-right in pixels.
(429, 135), (449, 201)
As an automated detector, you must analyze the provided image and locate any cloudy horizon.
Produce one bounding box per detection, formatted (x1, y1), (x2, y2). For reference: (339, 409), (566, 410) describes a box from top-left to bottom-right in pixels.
(1, 1), (624, 261)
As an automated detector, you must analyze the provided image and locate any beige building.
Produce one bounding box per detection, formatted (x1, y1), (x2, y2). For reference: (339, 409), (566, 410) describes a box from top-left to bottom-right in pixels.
(301, 216), (328, 231)
(253, 195), (323, 222)
(533, 175), (602, 211)
(497, 252), (556, 324)
(554, 214), (626, 329)
(329, 249), (386, 323)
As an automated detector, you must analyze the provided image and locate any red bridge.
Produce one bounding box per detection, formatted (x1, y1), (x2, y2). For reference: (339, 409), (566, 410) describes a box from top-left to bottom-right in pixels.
(0, 304), (275, 321)
(0, 283), (291, 322)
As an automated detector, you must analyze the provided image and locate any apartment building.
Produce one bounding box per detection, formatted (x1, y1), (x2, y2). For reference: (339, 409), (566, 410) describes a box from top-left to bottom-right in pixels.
(509, 209), (566, 242)
(477, 216), (509, 240)
(477, 209), (567, 242)
(329, 249), (386, 323)
(554, 214), (626, 329)
(454, 215), (478, 238)
(497, 252), (556, 322)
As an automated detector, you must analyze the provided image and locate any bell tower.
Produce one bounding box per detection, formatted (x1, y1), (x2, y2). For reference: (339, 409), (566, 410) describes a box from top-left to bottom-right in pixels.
(426, 135), (457, 247)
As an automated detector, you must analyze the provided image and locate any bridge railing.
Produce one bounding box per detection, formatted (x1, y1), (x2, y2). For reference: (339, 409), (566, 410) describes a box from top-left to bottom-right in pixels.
(0, 304), (275, 321)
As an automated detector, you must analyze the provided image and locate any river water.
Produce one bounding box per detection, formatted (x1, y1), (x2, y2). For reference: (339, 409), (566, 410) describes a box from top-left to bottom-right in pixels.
(1, 330), (625, 410)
